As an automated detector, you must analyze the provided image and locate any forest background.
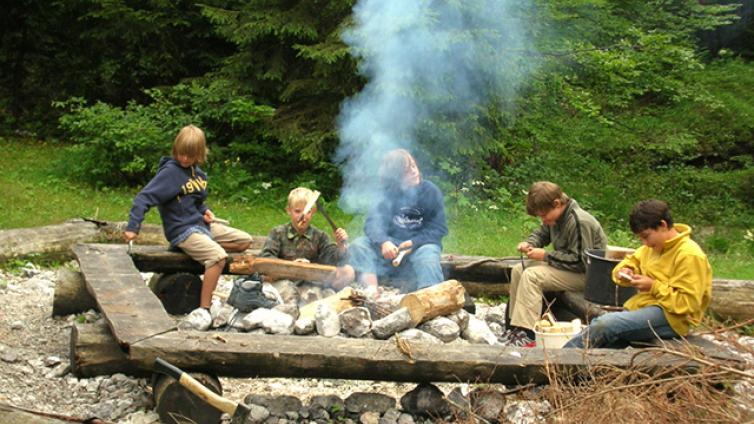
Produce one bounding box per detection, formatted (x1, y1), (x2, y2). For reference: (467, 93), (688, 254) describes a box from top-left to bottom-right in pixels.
(1, 0), (753, 279)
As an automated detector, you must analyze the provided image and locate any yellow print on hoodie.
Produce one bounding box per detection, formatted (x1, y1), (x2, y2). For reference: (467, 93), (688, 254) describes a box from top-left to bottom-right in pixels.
(181, 176), (207, 195)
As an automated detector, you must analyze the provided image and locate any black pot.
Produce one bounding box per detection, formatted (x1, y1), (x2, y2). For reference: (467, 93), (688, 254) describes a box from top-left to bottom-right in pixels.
(584, 249), (636, 306)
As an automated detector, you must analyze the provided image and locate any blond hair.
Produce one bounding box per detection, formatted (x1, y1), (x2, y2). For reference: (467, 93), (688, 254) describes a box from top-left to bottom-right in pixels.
(172, 125), (208, 165)
(526, 181), (569, 216)
(287, 187), (316, 209)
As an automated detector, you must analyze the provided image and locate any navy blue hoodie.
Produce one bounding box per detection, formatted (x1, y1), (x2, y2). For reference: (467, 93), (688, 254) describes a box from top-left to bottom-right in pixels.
(127, 157), (209, 245)
(364, 179), (448, 249)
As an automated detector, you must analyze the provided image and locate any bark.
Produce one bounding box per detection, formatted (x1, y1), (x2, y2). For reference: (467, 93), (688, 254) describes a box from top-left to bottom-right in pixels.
(127, 330), (741, 386)
(229, 255), (337, 284)
(70, 322), (147, 378)
(52, 268), (96, 317)
(0, 219), (167, 263)
(399, 280), (466, 326)
(298, 287), (356, 320)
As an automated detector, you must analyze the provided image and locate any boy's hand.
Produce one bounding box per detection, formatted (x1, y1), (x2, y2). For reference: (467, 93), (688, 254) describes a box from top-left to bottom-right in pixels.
(203, 209), (215, 224)
(381, 241), (399, 260)
(517, 242), (532, 253)
(526, 248), (546, 261)
(123, 231), (138, 242)
(617, 268), (634, 282)
(332, 265), (355, 289)
(334, 228), (349, 244)
(629, 274), (654, 292)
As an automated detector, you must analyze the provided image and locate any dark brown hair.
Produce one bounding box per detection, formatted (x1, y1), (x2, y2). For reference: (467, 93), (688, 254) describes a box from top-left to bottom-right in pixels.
(629, 199), (674, 233)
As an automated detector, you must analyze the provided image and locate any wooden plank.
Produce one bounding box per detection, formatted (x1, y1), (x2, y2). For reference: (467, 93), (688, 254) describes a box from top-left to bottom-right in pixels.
(73, 243), (175, 348)
(128, 331), (741, 385)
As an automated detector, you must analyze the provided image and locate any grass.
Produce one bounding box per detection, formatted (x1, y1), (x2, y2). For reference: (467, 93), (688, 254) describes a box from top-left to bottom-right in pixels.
(1, 136), (752, 279)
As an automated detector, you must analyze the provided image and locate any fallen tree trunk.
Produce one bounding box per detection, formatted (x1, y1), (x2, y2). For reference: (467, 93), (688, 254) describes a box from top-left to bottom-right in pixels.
(70, 321), (148, 378)
(127, 330), (741, 385)
(709, 279), (754, 323)
(0, 219), (167, 263)
(52, 268), (97, 316)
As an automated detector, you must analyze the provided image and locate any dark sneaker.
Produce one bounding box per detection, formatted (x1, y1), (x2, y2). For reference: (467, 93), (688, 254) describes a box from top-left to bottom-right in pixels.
(498, 328), (518, 344)
(228, 276), (278, 312)
(504, 329), (536, 348)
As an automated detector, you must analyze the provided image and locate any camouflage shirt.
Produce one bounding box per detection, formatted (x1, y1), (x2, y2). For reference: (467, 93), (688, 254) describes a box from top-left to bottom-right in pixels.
(259, 223), (346, 266)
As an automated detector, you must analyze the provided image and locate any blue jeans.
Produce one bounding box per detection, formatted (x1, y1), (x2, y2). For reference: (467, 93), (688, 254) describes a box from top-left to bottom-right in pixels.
(348, 237), (444, 291)
(564, 306), (680, 349)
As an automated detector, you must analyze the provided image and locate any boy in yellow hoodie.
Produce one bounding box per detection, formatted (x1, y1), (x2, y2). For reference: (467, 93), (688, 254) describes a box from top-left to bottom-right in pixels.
(565, 199), (712, 348)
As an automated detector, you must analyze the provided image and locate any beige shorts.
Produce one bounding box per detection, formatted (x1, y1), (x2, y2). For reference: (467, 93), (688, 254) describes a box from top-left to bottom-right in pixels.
(177, 224), (253, 268)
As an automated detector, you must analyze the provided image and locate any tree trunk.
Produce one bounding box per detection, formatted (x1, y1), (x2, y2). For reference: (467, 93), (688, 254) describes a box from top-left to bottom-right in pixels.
(0, 219), (167, 263)
(399, 280), (466, 326)
(52, 269), (97, 317)
(710, 279), (754, 322)
(127, 330), (741, 386)
(70, 321), (148, 378)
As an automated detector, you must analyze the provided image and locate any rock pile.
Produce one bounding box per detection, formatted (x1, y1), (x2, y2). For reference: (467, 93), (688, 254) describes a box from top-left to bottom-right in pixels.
(190, 278), (510, 347)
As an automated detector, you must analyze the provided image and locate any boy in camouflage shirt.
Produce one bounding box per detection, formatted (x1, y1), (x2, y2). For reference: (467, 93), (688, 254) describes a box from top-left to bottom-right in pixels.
(260, 187), (354, 288)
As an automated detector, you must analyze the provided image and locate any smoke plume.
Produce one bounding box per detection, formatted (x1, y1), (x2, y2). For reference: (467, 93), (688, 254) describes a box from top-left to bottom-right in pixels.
(336, 0), (537, 213)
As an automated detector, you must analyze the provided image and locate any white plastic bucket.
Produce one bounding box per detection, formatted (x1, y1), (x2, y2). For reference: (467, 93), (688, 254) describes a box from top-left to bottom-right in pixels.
(534, 320), (583, 349)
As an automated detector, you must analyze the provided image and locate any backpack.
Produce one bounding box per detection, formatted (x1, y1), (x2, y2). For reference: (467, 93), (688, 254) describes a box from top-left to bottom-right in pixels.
(227, 274), (278, 312)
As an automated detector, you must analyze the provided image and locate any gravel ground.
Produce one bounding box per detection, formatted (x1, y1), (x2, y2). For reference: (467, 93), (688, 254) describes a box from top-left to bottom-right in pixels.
(0, 263), (456, 423)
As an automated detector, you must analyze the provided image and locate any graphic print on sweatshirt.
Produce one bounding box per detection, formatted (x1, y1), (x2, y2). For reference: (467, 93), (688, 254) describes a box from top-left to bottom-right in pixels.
(393, 207), (424, 230)
(181, 176), (207, 195)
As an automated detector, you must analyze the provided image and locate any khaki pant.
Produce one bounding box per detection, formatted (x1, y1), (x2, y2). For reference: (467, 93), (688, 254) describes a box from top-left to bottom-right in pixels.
(509, 261), (586, 330)
(177, 223), (252, 268)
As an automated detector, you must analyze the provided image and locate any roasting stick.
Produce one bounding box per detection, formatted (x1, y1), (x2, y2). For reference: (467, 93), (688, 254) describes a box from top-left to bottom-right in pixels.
(392, 247), (412, 267)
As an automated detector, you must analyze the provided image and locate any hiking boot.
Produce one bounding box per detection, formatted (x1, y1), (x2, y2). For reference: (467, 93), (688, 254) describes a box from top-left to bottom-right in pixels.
(503, 329), (536, 348)
(178, 307), (212, 331)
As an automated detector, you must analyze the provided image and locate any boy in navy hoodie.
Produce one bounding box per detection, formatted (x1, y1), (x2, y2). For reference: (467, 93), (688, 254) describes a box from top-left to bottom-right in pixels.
(124, 125), (252, 330)
(348, 149), (448, 294)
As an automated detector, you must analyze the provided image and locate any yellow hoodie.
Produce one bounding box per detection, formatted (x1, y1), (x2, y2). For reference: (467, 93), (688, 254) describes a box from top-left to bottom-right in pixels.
(612, 224), (712, 336)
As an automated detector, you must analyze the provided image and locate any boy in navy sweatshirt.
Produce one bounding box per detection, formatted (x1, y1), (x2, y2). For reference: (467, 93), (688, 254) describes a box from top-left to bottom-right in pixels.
(124, 125), (252, 330)
(348, 149), (448, 294)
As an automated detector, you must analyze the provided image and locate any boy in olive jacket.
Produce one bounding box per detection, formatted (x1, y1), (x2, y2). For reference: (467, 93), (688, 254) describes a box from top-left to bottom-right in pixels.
(565, 199), (712, 348)
(503, 181), (607, 347)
